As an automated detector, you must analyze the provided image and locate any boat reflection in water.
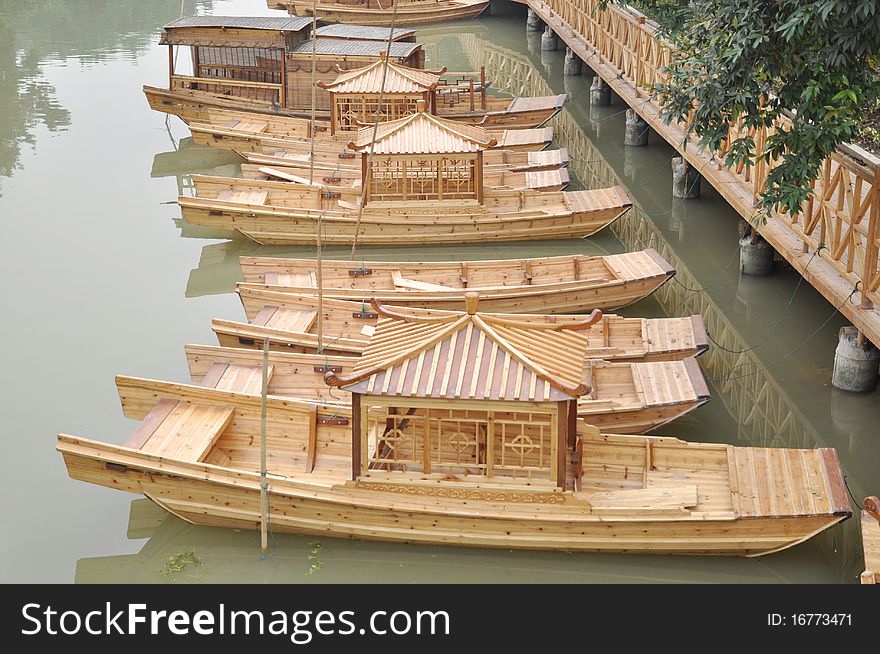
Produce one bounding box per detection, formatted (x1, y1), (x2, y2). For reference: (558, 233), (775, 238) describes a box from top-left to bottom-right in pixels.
(74, 499), (848, 584)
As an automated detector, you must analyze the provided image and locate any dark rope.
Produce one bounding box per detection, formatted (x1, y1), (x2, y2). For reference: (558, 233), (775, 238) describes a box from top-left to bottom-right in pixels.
(707, 246), (826, 354)
(706, 286), (857, 383)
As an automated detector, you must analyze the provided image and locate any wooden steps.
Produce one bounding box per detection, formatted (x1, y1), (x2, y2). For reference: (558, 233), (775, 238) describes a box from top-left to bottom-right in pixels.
(728, 446), (850, 518)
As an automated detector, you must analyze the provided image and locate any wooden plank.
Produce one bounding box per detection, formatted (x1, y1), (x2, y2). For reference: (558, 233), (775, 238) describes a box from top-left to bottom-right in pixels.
(124, 399), (177, 450)
(266, 309), (317, 332)
(200, 362), (229, 389)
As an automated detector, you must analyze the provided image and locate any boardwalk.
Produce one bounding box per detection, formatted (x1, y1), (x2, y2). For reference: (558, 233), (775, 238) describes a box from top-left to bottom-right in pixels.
(518, 0), (880, 348)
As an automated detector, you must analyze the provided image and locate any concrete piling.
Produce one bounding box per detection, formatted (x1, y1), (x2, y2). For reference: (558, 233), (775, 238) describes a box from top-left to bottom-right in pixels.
(541, 25), (558, 51)
(671, 156), (700, 199)
(526, 8), (543, 31)
(589, 76), (610, 106)
(564, 47), (582, 75)
(624, 108), (649, 146)
(739, 234), (775, 276)
(832, 326), (880, 392)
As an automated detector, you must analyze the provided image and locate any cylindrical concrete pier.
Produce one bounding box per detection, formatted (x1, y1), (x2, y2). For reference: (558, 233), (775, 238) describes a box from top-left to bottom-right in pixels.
(624, 108), (649, 146)
(526, 8), (543, 31)
(590, 76), (611, 106)
(564, 47), (582, 75)
(541, 25), (558, 51)
(832, 326), (880, 392)
(739, 233), (775, 276)
(671, 156), (700, 199)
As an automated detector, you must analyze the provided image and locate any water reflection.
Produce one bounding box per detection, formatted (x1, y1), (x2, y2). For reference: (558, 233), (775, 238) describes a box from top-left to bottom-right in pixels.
(0, 0), (215, 186)
(75, 499), (847, 584)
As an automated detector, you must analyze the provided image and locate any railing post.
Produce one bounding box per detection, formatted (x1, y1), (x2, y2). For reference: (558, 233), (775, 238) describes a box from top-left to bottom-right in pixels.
(862, 174), (880, 309)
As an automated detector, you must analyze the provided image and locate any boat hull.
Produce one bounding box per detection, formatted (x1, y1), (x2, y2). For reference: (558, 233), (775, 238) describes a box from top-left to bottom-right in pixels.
(273, 1), (491, 27)
(146, 85), (560, 133)
(57, 437), (847, 556)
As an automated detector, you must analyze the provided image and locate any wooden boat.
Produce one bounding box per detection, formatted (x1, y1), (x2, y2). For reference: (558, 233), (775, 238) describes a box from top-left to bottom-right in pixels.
(316, 57), (565, 131)
(190, 116), (556, 154)
(270, 0), (490, 27)
(145, 18), (425, 123)
(215, 287), (707, 362)
(244, 141), (568, 172)
(241, 162), (570, 193)
(179, 112), (631, 245)
(210, 296), (709, 432)
(237, 249), (676, 313)
(56, 297), (848, 555)
(862, 496), (880, 584)
(146, 17), (564, 129)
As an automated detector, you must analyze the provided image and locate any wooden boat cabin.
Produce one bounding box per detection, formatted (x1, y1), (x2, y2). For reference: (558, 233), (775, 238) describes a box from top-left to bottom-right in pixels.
(326, 294), (589, 487)
(268, 0), (491, 27)
(147, 16), (423, 119)
(319, 57), (447, 134)
(349, 102), (494, 204)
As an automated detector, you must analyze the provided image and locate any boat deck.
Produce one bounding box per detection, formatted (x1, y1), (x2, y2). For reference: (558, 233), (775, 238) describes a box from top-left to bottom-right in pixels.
(727, 447), (850, 518)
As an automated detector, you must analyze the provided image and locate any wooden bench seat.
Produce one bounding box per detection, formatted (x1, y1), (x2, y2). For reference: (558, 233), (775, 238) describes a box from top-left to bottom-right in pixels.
(574, 485), (698, 515)
(124, 399), (234, 463)
(217, 189), (268, 205)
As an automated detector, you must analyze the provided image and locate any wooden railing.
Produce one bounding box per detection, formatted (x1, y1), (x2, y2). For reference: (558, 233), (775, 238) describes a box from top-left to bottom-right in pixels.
(529, 0), (880, 321)
(171, 74), (282, 105)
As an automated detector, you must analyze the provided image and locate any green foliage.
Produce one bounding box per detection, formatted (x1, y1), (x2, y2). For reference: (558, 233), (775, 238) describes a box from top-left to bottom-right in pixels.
(626, 0), (880, 216)
(156, 550), (205, 582)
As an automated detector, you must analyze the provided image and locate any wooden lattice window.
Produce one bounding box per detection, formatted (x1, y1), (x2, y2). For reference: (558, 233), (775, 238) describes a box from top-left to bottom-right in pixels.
(368, 156), (476, 202)
(365, 406), (554, 482)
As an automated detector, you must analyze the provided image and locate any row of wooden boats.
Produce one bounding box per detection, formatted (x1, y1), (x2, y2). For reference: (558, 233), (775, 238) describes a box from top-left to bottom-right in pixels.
(56, 14), (854, 558)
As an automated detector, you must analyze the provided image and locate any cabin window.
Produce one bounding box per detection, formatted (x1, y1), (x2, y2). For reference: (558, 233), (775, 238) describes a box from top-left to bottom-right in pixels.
(366, 406), (555, 482)
(177, 47), (283, 104)
(368, 156), (477, 202)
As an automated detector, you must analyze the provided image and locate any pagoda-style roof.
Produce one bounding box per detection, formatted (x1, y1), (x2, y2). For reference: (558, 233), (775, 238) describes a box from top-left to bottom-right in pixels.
(326, 295), (598, 401)
(318, 60), (443, 95)
(348, 110), (497, 155)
